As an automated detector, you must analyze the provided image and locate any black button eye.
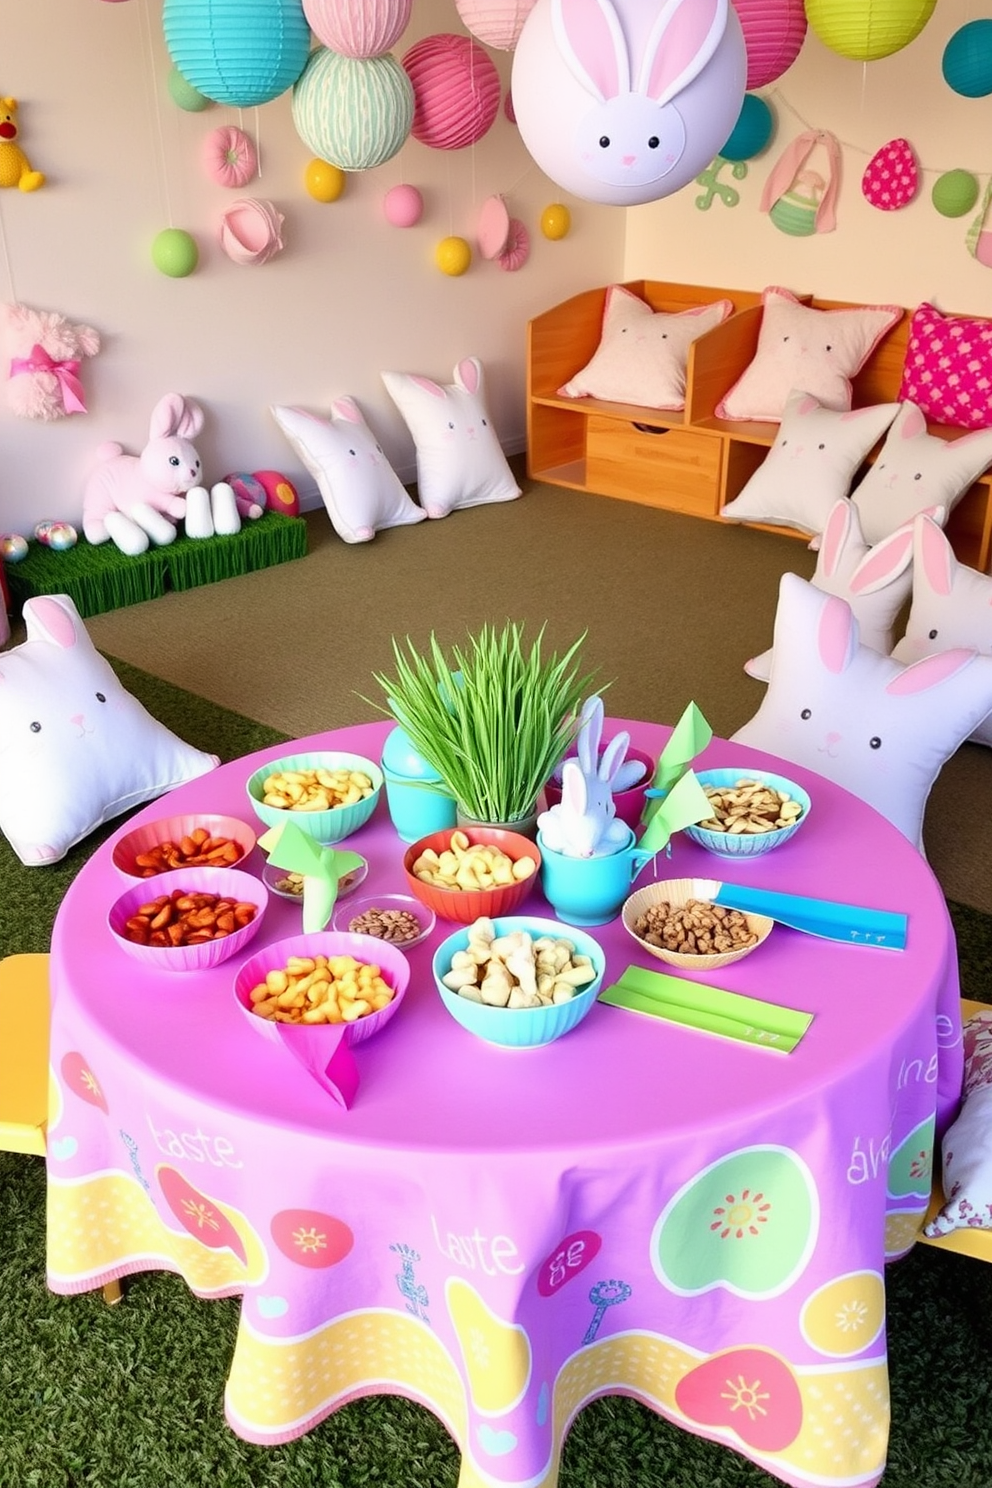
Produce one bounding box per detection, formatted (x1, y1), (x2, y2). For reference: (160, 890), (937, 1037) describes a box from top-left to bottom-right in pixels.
(169, 455), (180, 467)
(648, 136), (659, 149)
(870, 737), (882, 750)
(817, 443), (825, 450)
(913, 472), (922, 480)
(30, 721), (41, 733)
(95, 692), (106, 703)
(348, 448), (356, 457)
(599, 135), (610, 148)
(800, 708), (812, 720)
(447, 422), (455, 430)
(928, 628), (938, 640)
(825, 343), (833, 352)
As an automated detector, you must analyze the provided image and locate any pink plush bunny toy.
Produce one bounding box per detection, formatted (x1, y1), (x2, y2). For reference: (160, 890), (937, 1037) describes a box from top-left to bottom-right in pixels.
(538, 695), (642, 856)
(82, 393), (205, 556)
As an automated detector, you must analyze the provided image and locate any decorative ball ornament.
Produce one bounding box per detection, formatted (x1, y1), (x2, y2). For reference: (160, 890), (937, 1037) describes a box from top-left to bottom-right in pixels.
(34, 520), (78, 551)
(384, 183), (424, 226)
(719, 92), (772, 161)
(303, 0), (412, 57)
(1, 533), (29, 563)
(435, 235), (472, 275)
(152, 227), (199, 277)
(403, 34), (502, 151)
(454, 0), (539, 51)
(162, 0), (311, 107)
(804, 0), (936, 62)
(293, 48), (414, 170)
(730, 0), (806, 88)
(861, 137), (918, 210)
(540, 202), (571, 239)
(253, 469), (301, 516)
(942, 21), (992, 99)
(305, 157), (346, 201)
(931, 169), (979, 218)
(203, 125), (257, 187)
(167, 67), (212, 111)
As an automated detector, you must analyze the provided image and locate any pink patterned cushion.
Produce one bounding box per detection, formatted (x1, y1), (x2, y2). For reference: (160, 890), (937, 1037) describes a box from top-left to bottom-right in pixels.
(898, 302), (992, 430)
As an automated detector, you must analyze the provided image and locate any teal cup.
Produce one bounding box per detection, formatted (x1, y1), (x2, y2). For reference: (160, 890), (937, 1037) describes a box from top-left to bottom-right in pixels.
(383, 769), (458, 843)
(537, 826), (656, 926)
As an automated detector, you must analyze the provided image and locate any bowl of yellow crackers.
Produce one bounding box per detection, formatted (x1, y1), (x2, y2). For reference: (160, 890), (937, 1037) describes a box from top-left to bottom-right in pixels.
(245, 750), (383, 845)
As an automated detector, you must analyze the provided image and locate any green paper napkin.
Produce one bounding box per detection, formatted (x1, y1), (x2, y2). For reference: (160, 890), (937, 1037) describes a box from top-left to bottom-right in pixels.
(637, 767), (714, 856)
(599, 963), (813, 1053)
(257, 820), (365, 934)
(642, 701), (713, 829)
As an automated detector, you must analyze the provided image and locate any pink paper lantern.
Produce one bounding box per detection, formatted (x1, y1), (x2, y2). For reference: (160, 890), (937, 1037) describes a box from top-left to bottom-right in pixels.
(731, 0), (807, 88)
(402, 33), (502, 151)
(454, 0), (538, 52)
(303, 0), (412, 58)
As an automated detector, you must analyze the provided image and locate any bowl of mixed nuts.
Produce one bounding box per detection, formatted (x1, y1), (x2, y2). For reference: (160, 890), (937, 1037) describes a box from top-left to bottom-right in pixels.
(683, 769), (810, 859)
(622, 878), (773, 971)
(332, 893), (435, 949)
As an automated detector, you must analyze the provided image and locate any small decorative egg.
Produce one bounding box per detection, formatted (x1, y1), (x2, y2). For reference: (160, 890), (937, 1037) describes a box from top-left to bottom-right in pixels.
(35, 520), (78, 550)
(862, 137), (918, 211)
(0, 532), (28, 562)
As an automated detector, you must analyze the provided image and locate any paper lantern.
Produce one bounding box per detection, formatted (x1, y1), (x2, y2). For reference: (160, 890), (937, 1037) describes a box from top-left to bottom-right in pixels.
(303, 0), (412, 58)
(403, 34), (502, 151)
(720, 93), (772, 161)
(162, 0), (311, 107)
(731, 0), (806, 88)
(167, 67), (212, 111)
(804, 0), (936, 62)
(454, 0), (539, 51)
(932, 169), (979, 218)
(942, 21), (992, 99)
(293, 49), (414, 171)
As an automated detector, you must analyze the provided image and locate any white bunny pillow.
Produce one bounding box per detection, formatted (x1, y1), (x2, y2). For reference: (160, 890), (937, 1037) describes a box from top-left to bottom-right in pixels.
(0, 595), (218, 865)
(271, 398), (426, 544)
(851, 401), (992, 546)
(733, 572), (992, 849)
(381, 357), (521, 519)
(745, 500), (915, 682)
(891, 514), (992, 748)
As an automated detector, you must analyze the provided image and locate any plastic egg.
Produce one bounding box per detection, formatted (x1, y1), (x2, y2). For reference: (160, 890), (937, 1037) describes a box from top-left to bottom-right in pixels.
(305, 157), (346, 202)
(34, 521), (78, 551)
(0, 533), (28, 563)
(540, 203), (571, 240)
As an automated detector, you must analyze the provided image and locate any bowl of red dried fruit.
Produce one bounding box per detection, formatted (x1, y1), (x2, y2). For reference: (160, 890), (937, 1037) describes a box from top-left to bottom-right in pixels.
(111, 813), (257, 881)
(108, 866), (268, 972)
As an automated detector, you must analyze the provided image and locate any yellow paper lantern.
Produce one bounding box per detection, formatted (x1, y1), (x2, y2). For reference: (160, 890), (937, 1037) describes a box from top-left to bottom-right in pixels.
(805, 0), (936, 61)
(435, 235), (471, 276)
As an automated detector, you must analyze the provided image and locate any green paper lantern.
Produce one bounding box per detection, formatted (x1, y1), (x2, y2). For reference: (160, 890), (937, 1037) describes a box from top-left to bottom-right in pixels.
(932, 169), (979, 218)
(292, 48), (414, 171)
(805, 0), (936, 62)
(152, 228), (199, 278)
(942, 21), (992, 99)
(720, 94), (773, 163)
(167, 67), (212, 111)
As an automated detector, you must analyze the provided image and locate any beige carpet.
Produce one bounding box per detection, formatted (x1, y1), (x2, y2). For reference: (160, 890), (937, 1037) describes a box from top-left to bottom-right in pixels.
(82, 458), (992, 917)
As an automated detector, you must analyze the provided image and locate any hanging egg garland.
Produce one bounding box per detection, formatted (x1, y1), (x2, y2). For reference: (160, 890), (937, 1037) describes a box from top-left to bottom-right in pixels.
(162, 0), (311, 107)
(731, 0), (807, 89)
(454, 0), (539, 52)
(861, 137), (918, 211)
(942, 21), (992, 100)
(304, 0), (412, 59)
(403, 34), (502, 151)
(804, 0), (936, 62)
(293, 48), (414, 171)
(932, 170), (979, 219)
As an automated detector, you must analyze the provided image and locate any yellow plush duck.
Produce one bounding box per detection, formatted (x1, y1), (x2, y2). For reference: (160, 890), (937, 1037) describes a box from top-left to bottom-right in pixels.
(0, 99), (44, 191)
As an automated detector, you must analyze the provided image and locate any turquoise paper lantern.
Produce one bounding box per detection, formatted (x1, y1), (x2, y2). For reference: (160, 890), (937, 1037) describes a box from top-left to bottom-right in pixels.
(162, 0), (311, 108)
(292, 49), (414, 171)
(720, 93), (773, 162)
(943, 21), (992, 99)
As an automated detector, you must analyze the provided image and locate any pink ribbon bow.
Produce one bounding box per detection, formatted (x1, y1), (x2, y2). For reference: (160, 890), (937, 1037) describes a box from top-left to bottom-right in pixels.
(9, 343), (87, 414)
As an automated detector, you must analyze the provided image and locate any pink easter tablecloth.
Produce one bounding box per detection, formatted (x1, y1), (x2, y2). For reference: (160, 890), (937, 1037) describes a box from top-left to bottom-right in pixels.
(45, 719), (964, 1488)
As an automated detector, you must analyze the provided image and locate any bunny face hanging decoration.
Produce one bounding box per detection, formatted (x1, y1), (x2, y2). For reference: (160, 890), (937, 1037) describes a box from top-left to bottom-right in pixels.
(511, 0), (747, 206)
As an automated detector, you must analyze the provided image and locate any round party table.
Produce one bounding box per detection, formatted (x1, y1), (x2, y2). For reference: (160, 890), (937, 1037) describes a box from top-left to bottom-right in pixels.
(45, 719), (964, 1488)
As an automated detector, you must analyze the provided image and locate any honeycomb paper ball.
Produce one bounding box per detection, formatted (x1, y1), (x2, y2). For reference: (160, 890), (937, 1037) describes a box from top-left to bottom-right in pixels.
(384, 183), (424, 226)
(293, 48), (414, 170)
(731, 0), (807, 88)
(152, 228), (199, 277)
(932, 169), (979, 218)
(719, 92), (773, 162)
(805, 0), (936, 62)
(303, 0), (412, 57)
(436, 235), (472, 275)
(305, 157), (346, 201)
(943, 21), (992, 98)
(403, 33), (501, 150)
(454, 0), (539, 51)
(163, 0), (311, 107)
(540, 202), (570, 239)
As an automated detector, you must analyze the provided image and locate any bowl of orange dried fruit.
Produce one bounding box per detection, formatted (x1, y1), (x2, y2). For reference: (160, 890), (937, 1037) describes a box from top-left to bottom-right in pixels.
(108, 866), (268, 972)
(111, 813), (257, 882)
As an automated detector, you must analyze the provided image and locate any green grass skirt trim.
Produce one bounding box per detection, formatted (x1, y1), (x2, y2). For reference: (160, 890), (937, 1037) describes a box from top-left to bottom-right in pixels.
(6, 513), (308, 618)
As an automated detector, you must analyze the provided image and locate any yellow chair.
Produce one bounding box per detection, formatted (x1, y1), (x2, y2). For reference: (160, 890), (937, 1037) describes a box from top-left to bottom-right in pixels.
(917, 997), (992, 1263)
(0, 952), (122, 1304)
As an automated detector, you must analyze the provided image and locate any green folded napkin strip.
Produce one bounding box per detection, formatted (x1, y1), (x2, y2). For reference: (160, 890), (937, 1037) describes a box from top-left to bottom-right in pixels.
(599, 964), (813, 1053)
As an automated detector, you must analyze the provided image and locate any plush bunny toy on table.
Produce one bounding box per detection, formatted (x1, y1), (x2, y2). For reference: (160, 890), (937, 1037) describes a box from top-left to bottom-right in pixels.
(538, 696), (640, 857)
(82, 393), (206, 556)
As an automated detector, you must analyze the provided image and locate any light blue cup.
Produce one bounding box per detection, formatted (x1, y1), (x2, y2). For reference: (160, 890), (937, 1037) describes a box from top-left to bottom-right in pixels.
(538, 826), (656, 926)
(381, 725), (458, 844)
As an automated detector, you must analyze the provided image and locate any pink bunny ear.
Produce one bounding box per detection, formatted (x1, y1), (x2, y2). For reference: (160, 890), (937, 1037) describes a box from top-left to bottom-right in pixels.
(23, 595), (79, 649)
(640, 0), (728, 106)
(331, 396), (364, 424)
(915, 513), (955, 597)
(454, 358), (482, 396)
(849, 522), (914, 596)
(149, 393), (203, 441)
(561, 757), (589, 814)
(409, 375), (446, 399)
(552, 0), (629, 101)
(817, 499), (857, 579)
(575, 694), (603, 774)
(887, 648), (978, 696)
(599, 730), (630, 783)
(898, 402), (927, 439)
(817, 592), (858, 674)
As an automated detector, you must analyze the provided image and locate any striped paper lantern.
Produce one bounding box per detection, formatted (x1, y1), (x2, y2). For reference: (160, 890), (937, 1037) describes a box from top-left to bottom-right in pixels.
(403, 33), (502, 150)
(731, 0), (806, 88)
(292, 49), (414, 171)
(454, 0), (539, 52)
(804, 0), (936, 62)
(162, 0), (310, 107)
(303, 0), (412, 58)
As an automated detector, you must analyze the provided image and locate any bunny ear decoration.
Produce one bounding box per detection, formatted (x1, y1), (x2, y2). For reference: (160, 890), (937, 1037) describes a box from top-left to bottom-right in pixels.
(575, 694), (604, 774)
(552, 0), (631, 100)
(638, 0), (728, 107)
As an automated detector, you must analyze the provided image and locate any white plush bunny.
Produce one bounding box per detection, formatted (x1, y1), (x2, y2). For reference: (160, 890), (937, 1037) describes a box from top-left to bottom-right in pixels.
(538, 696), (636, 856)
(733, 572), (992, 849)
(891, 514), (992, 748)
(82, 393), (205, 556)
(511, 0), (746, 206)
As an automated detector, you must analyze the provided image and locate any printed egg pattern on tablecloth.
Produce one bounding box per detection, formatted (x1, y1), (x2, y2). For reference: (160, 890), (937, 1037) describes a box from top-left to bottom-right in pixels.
(862, 138), (918, 210)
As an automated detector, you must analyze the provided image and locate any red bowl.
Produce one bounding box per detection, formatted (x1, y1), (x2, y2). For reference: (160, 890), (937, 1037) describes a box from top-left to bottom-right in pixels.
(403, 826), (542, 925)
(543, 744), (655, 831)
(112, 812), (257, 881)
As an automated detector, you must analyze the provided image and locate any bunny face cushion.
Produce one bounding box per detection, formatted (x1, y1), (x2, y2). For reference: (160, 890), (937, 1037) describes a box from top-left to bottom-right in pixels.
(720, 390), (902, 537)
(558, 286), (733, 409)
(745, 500), (915, 683)
(0, 595), (219, 865)
(891, 515), (992, 748)
(851, 401), (992, 546)
(715, 287), (903, 423)
(271, 399), (426, 544)
(381, 357), (521, 519)
(732, 572), (992, 849)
